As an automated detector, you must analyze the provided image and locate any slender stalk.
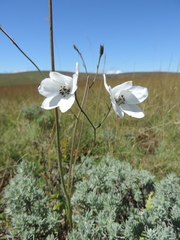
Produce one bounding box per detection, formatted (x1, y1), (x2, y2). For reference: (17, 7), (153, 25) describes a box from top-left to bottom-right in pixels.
(67, 119), (78, 195)
(48, 0), (55, 71)
(75, 93), (96, 132)
(68, 79), (91, 195)
(95, 103), (112, 129)
(75, 95), (112, 145)
(55, 109), (72, 231)
(0, 26), (46, 78)
(89, 45), (104, 89)
(48, 0), (72, 231)
(73, 44), (88, 75)
(67, 46), (90, 195)
(67, 76), (90, 195)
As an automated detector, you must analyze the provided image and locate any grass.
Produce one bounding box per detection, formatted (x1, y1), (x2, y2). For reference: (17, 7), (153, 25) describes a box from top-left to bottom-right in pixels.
(0, 71), (180, 191)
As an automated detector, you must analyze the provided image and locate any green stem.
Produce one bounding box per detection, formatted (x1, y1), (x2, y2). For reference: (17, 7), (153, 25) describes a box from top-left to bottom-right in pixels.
(48, 0), (72, 231)
(55, 109), (72, 230)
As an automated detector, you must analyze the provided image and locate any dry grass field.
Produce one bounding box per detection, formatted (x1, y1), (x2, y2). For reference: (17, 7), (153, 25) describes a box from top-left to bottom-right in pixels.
(0, 71), (180, 193)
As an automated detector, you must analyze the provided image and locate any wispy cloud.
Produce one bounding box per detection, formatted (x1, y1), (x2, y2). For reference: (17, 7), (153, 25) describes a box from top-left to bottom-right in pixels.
(106, 70), (122, 74)
(12, 69), (27, 73)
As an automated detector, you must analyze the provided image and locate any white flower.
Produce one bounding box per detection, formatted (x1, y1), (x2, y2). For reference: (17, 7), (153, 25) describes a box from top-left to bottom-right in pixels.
(38, 63), (79, 113)
(103, 74), (148, 118)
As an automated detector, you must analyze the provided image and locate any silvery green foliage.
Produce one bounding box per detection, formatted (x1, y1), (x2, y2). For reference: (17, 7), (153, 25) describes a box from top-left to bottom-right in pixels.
(123, 173), (180, 239)
(46, 234), (59, 240)
(66, 154), (155, 239)
(21, 103), (43, 120)
(66, 155), (180, 240)
(4, 161), (62, 240)
(142, 226), (177, 240)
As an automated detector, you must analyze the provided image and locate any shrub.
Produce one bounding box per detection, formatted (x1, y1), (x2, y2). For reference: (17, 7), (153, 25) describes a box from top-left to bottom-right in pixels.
(123, 173), (180, 239)
(21, 103), (43, 120)
(66, 155), (180, 240)
(67, 154), (155, 239)
(4, 155), (180, 239)
(4, 161), (62, 239)
(37, 111), (55, 130)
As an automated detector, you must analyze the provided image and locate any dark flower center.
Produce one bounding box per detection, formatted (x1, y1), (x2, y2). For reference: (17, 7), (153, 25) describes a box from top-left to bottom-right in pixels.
(59, 86), (70, 97)
(115, 94), (125, 105)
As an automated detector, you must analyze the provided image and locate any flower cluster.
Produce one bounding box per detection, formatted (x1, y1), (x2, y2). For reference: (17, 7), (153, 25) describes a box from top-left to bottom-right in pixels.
(38, 64), (148, 118)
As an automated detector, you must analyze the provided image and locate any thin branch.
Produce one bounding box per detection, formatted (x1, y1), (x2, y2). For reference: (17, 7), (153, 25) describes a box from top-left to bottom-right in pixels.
(75, 92), (95, 131)
(73, 44), (88, 75)
(0, 25), (46, 78)
(95, 103), (112, 129)
(48, 0), (72, 231)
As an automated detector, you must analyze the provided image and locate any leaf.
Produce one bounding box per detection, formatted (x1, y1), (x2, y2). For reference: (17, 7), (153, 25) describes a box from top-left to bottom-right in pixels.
(53, 201), (66, 212)
(49, 194), (64, 201)
(145, 191), (154, 210)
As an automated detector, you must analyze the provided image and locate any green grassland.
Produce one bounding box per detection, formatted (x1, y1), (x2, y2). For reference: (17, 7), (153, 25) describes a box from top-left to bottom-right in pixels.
(0, 71), (180, 194)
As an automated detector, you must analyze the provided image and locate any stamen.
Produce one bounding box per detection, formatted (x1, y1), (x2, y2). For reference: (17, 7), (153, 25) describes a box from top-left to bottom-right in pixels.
(59, 86), (70, 97)
(115, 94), (125, 105)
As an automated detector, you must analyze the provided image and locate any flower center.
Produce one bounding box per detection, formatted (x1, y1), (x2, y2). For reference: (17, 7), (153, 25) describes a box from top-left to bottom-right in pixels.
(59, 86), (70, 97)
(115, 94), (125, 105)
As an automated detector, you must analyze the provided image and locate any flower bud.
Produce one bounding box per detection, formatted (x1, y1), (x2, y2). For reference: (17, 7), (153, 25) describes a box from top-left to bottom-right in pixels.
(73, 44), (78, 51)
(99, 45), (104, 57)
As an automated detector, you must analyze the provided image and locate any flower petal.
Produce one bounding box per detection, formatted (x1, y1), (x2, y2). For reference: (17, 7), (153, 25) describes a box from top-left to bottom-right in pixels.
(121, 103), (145, 118)
(112, 81), (132, 97)
(71, 62), (79, 93)
(75, 62), (79, 75)
(59, 94), (75, 113)
(103, 74), (110, 93)
(112, 102), (124, 118)
(41, 95), (61, 109)
(50, 72), (72, 88)
(121, 90), (141, 104)
(38, 78), (59, 97)
(128, 86), (148, 103)
(71, 73), (78, 94)
(106, 87), (124, 117)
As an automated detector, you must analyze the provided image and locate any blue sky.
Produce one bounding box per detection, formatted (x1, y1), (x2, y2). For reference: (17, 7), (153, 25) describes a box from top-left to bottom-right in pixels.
(1, 0), (180, 73)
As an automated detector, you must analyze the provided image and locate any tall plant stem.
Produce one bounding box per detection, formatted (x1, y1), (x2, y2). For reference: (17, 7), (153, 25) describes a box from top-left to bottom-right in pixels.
(54, 108), (72, 231)
(67, 76), (90, 195)
(48, 0), (55, 72)
(48, 0), (72, 231)
(67, 46), (90, 195)
(0, 26), (46, 78)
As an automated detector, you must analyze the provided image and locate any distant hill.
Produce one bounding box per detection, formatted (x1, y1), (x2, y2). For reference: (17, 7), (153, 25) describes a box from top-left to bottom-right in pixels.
(0, 71), (179, 86)
(0, 71), (50, 86)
